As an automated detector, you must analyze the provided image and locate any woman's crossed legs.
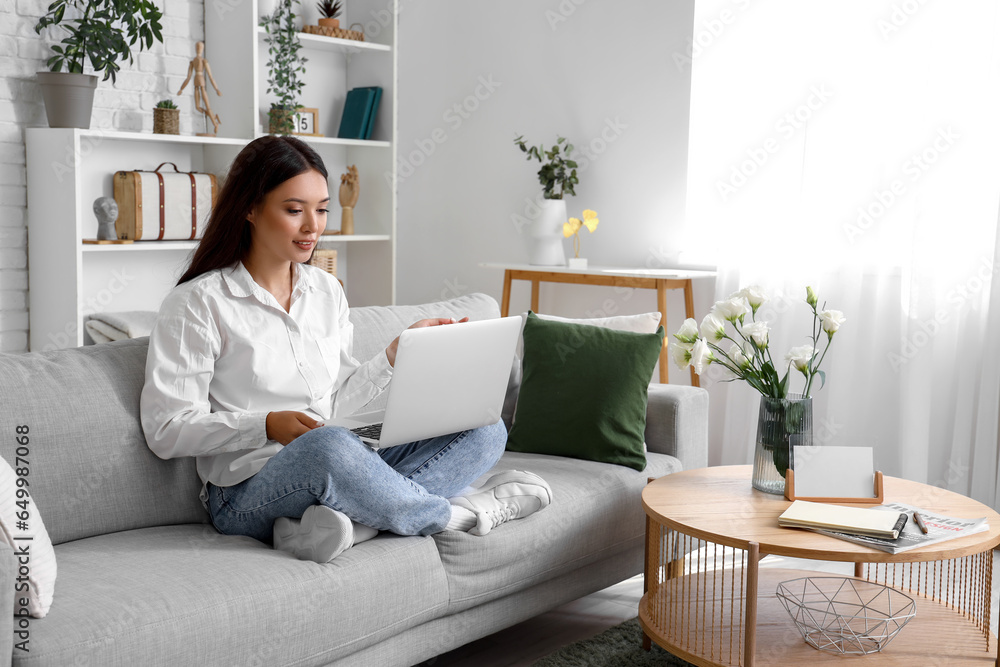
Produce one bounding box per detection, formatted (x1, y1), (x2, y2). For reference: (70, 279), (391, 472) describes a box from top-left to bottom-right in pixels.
(207, 420), (509, 542)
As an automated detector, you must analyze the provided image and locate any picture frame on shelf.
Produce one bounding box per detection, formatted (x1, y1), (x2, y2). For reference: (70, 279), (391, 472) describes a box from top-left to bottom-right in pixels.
(292, 108), (323, 137)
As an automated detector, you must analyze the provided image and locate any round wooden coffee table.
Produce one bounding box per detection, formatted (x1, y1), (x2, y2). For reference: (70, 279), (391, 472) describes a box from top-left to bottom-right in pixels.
(640, 465), (1000, 666)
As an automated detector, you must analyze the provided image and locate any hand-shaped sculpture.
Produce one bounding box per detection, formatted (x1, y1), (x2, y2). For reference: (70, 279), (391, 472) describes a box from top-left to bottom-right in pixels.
(338, 165), (359, 235)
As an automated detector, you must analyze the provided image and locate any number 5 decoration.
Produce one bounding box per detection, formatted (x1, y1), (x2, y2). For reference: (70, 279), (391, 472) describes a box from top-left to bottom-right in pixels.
(292, 108), (323, 137)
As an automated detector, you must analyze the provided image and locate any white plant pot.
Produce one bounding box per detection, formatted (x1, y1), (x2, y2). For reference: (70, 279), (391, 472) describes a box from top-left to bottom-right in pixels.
(258, 0), (277, 19)
(526, 198), (567, 266)
(568, 257), (588, 269)
(37, 71), (97, 129)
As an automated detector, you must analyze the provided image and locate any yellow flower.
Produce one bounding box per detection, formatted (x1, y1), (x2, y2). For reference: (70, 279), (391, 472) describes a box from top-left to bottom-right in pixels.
(563, 217), (582, 238)
(582, 209), (599, 233)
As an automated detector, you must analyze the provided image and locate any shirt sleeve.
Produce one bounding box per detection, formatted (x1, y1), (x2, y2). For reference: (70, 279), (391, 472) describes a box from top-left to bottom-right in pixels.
(329, 288), (393, 418)
(140, 288), (269, 460)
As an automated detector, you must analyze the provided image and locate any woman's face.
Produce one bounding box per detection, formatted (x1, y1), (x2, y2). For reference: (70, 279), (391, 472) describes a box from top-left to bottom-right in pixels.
(246, 169), (329, 266)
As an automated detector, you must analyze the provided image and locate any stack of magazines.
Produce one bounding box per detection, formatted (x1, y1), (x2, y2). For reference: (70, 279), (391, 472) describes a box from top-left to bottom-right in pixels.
(779, 500), (989, 554)
(813, 501), (989, 554)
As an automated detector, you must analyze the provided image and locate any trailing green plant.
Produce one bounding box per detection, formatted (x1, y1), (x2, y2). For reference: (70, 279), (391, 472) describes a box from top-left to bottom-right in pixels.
(513, 135), (579, 200)
(155, 99), (177, 109)
(316, 0), (342, 19)
(34, 0), (164, 84)
(260, 0), (308, 134)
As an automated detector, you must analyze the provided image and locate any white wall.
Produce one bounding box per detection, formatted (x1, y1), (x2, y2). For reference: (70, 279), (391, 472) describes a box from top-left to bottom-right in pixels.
(0, 0), (205, 353)
(396, 0), (704, 353)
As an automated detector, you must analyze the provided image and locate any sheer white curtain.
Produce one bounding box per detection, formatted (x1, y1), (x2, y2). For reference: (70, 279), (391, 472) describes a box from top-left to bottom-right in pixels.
(683, 1), (1000, 505)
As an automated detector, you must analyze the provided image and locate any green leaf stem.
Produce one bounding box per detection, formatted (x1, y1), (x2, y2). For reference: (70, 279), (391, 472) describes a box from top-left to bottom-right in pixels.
(261, 0), (308, 134)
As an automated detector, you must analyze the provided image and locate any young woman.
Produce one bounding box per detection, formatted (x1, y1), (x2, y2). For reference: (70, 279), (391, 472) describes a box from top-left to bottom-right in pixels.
(140, 136), (551, 562)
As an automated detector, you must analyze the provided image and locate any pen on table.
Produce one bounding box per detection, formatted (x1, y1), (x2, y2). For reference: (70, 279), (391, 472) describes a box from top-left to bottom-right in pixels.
(913, 511), (929, 534)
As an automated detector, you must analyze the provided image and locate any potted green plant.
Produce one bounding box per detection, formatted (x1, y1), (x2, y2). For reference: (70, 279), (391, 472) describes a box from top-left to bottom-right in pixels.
(513, 135), (580, 266)
(153, 99), (179, 135)
(513, 135), (579, 200)
(317, 0), (343, 29)
(34, 0), (164, 129)
(261, 0), (308, 135)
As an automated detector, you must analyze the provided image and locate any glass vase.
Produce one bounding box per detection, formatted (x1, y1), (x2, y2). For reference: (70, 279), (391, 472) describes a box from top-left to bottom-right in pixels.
(752, 394), (813, 494)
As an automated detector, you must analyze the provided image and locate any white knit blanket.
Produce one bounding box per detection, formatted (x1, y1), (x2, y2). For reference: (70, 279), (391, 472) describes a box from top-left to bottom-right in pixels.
(84, 311), (159, 344)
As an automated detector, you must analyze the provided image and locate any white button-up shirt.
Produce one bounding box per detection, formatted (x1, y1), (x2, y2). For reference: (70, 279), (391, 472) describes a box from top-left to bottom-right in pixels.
(140, 262), (392, 498)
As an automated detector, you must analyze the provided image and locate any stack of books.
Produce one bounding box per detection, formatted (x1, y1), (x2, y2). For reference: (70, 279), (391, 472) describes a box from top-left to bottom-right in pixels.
(337, 86), (383, 140)
(779, 499), (989, 554)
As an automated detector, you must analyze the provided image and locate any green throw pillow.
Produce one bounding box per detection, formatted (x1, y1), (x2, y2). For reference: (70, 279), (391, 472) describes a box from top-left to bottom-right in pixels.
(506, 312), (665, 471)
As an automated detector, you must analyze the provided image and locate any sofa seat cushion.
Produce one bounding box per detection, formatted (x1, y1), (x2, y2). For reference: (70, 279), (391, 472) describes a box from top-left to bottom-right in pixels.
(432, 451), (681, 614)
(21, 526), (449, 667)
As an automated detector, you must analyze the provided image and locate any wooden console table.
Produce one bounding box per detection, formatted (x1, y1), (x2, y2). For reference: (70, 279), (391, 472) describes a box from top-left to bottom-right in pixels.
(481, 263), (716, 385)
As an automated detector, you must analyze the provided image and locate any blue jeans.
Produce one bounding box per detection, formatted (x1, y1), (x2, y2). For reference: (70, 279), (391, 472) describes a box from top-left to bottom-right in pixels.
(206, 421), (507, 542)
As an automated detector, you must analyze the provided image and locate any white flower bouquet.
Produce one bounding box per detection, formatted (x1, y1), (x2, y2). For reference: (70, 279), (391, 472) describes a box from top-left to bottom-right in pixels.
(670, 285), (845, 399)
(671, 285), (846, 492)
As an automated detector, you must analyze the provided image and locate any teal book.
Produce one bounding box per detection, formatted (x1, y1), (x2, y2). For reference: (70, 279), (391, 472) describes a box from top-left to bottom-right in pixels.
(359, 86), (383, 140)
(337, 88), (376, 140)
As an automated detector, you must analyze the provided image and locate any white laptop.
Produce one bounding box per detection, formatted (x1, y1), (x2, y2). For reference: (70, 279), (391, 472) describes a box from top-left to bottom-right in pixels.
(327, 316), (521, 449)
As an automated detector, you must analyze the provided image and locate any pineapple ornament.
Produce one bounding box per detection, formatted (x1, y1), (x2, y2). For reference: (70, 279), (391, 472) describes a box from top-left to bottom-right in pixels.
(317, 0), (342, 29)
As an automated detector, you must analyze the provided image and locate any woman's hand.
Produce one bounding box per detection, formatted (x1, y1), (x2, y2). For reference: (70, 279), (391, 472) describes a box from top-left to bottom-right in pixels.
(266, 411), (324, 446)
(385, 317), (469, 367)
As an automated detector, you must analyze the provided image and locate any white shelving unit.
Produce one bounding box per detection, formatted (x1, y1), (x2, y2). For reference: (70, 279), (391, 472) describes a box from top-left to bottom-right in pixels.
(26, 0), (398, 351)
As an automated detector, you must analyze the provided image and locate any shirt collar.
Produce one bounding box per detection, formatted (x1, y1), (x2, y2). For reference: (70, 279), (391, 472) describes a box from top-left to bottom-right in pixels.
(292, 263), (317, 297)
(222, 262), (316, 303)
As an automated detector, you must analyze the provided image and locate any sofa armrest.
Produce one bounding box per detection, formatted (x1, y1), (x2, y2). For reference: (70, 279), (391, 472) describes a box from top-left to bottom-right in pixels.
(645, 384), (709, 470)
(0, 541), (14, 667)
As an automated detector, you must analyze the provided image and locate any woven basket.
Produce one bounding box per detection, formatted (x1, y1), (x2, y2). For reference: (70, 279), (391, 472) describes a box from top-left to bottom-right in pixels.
(268, 108), (295, 134)
(309, 249), (338, 276)
(303, 24), (365, 41)
(153, 108), (180, 135)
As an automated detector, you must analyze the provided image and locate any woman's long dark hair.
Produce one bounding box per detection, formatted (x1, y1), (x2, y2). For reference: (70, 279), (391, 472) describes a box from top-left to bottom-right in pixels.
(177, 135), (328, 285)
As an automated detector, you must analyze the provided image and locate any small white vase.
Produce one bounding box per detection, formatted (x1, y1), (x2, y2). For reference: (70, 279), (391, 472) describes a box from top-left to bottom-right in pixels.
(526, 198), (567, 266)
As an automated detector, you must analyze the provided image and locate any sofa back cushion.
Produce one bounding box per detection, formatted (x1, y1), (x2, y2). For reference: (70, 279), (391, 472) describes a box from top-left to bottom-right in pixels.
(0, 338), (208, 546)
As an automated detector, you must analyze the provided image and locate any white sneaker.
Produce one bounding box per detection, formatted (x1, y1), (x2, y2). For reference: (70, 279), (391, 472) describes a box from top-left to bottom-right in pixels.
(272, 505), (354, 563)
(452, 470), (553, 536)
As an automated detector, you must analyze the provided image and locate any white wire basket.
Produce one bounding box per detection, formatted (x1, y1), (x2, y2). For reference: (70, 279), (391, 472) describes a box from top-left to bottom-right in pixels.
(776, 577), (917, 655)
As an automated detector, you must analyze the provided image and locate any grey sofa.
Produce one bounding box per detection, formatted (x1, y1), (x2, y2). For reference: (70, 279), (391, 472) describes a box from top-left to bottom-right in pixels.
(0, 293), (708, 667)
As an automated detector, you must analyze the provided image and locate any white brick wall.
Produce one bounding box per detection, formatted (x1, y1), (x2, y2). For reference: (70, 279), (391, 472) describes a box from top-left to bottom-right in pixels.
(0, 1), (205, 353)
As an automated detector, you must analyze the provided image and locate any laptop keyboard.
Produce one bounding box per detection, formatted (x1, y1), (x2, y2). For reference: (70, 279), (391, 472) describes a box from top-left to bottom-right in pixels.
(350, 423), (383, 441)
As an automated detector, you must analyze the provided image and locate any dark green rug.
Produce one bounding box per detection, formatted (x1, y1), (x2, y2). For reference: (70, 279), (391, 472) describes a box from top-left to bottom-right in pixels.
(530, 618), (695, 666)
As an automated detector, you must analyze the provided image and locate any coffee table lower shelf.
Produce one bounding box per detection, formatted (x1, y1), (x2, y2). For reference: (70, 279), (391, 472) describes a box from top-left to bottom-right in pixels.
(639, 567), (997, 666)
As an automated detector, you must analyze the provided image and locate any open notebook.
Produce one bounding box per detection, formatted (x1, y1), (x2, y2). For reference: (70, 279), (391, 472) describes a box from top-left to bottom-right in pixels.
(778, 500), (908, 539)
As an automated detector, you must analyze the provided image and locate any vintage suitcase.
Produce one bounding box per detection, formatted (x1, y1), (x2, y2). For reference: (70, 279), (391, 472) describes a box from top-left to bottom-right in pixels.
(113, 162), (217, 241)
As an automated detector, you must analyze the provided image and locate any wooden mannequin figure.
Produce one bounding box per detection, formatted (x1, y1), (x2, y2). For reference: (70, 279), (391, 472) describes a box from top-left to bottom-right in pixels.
(178, 41), (222, 136)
